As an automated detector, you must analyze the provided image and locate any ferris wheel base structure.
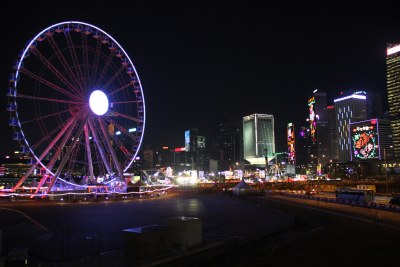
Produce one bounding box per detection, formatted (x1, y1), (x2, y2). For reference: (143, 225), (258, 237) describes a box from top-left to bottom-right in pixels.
(6, 21), (146, 194)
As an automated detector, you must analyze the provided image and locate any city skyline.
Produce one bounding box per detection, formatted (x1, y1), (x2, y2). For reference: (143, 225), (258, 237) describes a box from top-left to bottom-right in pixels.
(1, 1), (399, 155)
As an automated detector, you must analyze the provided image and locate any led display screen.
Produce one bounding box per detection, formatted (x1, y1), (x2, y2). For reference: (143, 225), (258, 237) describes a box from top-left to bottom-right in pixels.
(308, 97), (316, 143)
(287, 123), (295, 164)
(185, 130), (190, 151)
(351, 120), (378, 159)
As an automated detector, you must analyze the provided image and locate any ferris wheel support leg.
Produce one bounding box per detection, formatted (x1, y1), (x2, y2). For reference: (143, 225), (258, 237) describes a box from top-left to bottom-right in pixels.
(88, 119), (113, 175)
(11, 113), (79, 192)
(98, 117), (123, 178)
(84, 124), (95, 181)
(46, 117), (87, 193)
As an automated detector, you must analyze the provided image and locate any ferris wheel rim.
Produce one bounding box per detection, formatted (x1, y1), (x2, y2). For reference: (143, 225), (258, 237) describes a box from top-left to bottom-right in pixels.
(10, 21), (146, 183)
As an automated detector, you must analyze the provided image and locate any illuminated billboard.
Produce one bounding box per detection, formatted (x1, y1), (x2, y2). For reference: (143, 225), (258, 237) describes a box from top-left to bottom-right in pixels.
(287, 123), (295, 164)
(185, 130), (190, 151)
(351, 120), (378, 160)
(308, 97), (316, 143)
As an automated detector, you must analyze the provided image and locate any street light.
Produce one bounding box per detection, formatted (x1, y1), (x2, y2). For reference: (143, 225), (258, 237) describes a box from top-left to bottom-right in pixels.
(384, 145), (393, 196)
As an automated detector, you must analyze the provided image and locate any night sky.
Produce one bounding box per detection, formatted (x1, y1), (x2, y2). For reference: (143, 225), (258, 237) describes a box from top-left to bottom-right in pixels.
(1, 1), (399, 156)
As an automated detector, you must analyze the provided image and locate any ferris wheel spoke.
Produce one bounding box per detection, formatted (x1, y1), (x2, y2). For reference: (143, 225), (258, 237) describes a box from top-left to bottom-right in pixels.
(29, 47), (82, 96)
(17, 93), (82, 105)
(94, 50), (115, 88)
(109, 130), (132, 159)
(31, 123), (63, 150)
(88, 119), (113, 175)
(20, 109), (71, 125)
(65, 31), (86, 90)
(11, 113), (80, 192)
(46, 34), (84, 93)
(90, 39), (102, 87)
(82, 33), (90, 89)
(107, 82), (133, 97)
(46, 117), (88, 193)
(98, 117), (123, 177)
(84, 124), (95, 180)
(45, 114), (82, 173)
(103, 117), (137, 143)
(19, 68), (82, 102)
(102, 66), (125, 90)
(109, 111), (143, 123)
(111, 100), (142, 105)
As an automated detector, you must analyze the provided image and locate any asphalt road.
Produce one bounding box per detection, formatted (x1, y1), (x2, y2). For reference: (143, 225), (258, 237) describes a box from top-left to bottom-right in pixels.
(2, 190), (400, 266)
(242, 194), (400, 267)
(0, 190), (292, 266)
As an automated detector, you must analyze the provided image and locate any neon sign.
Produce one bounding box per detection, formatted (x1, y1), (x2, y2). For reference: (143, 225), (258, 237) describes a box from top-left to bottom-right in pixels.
(308, 97), (316, 143)
(351, 122), (378, 160)
(287, 123), (295, 164)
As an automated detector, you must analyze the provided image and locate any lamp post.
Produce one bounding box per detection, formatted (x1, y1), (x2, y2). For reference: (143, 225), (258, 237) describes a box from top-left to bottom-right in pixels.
(384, 146), (393, 196)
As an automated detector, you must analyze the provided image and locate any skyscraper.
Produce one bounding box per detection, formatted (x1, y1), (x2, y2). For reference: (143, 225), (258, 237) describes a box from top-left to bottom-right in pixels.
(243, 114), (275, 166)
(387, 43), (400, 157)
(309, 90), (330, 167)
(327, 105), (338, 161)
(334, 91), (368, 162)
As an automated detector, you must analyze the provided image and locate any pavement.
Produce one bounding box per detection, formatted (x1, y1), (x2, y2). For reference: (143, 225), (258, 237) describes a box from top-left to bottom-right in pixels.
(267, 192), (400, 227)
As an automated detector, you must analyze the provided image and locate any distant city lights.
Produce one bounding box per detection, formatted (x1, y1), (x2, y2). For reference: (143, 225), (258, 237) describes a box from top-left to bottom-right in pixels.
(128, 128), (136, 132)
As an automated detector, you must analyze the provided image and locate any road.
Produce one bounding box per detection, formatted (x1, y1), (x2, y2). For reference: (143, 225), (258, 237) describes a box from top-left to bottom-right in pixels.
(1, 190), (400, 266)
(0, 190), (292, 266)
(240, 193), (400, 266)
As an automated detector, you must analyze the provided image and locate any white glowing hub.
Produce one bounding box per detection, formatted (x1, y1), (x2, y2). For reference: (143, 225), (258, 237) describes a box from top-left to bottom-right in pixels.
(89, 90), (109, 115)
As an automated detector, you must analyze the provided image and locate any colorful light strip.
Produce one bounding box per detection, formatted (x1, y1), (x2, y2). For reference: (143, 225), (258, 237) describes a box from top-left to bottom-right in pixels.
(387, 44), (400, 55)
(333, 94), (366, 102)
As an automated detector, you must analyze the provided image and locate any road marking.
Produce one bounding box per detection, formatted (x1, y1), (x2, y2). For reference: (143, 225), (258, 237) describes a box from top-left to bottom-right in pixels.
(0, 207), (48, 230)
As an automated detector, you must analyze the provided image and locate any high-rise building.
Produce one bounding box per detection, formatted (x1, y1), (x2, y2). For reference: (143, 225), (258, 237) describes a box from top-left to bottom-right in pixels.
(212, 119), (242, 162)
(243, 114), (275, 166)
(308, 90), (330, 167)
(387, 43), (400, 157)
(334, 91), (368, 162)
(327, 105), (338, 161)
(185, 129), (198, 152)
(295, 126), (312, 174)
(184, 129), (207, 171)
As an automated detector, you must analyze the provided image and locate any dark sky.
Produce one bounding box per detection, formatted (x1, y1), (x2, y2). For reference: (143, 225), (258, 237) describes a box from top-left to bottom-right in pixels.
(1, 1), (399, 156)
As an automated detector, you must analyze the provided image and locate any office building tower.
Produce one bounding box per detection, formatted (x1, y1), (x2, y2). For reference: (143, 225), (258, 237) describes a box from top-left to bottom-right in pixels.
(387, 44), (400, 157)
(308, 90), (330, 167)
(334, 91), (368, 162)
(184, 129), (207, 171)
(327, 105), (339, 161)
(212, 119), (242, 162)
(243, 114), (275, 166)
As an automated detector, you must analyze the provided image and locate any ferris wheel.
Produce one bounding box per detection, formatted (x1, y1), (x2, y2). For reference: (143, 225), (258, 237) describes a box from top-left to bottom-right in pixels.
(7, 21), (145, 193)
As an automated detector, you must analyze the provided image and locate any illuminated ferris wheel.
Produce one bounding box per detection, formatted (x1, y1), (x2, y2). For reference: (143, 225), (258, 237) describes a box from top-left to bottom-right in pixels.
(7, 21), (145, 193)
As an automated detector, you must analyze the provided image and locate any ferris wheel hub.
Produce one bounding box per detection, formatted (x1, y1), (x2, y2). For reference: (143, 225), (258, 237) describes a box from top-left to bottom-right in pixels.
(89, 90), (109, 115)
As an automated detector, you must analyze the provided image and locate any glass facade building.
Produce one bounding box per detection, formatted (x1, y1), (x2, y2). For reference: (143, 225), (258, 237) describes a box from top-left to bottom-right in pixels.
(243, 114), (275, 165)
(334, 91), (368, 162)
(387, 44), (400, 157)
